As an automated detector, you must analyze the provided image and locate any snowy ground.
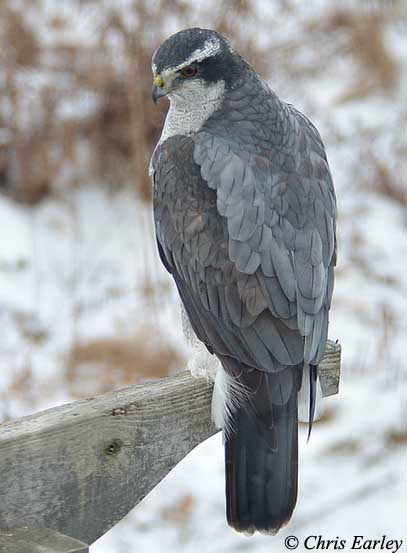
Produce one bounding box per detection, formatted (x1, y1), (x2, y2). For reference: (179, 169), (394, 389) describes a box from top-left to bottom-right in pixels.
(1, 1), (406, 552)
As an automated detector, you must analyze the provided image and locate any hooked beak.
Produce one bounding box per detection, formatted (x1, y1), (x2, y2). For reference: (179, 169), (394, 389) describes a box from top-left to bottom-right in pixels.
(152, 75), (166, 104)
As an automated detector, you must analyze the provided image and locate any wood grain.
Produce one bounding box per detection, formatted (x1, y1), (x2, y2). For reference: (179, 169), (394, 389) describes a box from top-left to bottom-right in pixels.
(0, 527), (89, 553)
(0, 372), (215, 545)
(0, 340), (340, 547)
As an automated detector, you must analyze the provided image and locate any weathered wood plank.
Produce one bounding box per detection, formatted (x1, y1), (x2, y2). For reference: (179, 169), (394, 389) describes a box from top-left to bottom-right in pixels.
(319, 340), (341, 397)
(0, 527), (88, 553)
(0, 340), (340, 546)
(0, 372), (216, 546)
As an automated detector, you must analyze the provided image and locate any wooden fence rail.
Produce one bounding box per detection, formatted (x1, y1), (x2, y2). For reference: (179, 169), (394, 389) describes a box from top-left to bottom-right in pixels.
(0, 340), (341, 552)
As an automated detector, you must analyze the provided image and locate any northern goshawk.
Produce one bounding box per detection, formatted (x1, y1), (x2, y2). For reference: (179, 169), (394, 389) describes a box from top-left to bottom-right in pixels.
(150, 28), (336, 535)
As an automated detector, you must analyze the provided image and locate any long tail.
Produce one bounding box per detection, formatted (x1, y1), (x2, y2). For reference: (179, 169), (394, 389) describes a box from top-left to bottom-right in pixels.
(224, 366), (300, 535)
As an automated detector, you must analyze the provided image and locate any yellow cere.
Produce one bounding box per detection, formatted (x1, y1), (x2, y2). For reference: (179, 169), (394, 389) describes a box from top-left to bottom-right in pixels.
(154, 75), (164, 88)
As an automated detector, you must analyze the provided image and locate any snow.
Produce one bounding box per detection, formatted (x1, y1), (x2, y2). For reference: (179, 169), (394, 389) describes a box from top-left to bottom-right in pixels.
(93, 379), (406, 553)
(1, 0), (406, 551)
(0, 185), (183, 416)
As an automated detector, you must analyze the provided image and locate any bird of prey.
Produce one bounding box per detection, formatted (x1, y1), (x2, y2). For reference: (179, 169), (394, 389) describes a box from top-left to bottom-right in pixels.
(150, 28), (336, 535)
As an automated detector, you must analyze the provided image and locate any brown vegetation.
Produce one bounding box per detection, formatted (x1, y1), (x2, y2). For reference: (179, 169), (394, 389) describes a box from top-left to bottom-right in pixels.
(386, 429), (407, 446)
(0, 0), (267, 204)
(0, 3), (40, 67)
(0, 1), (404, 401)
(0, 2), (402, 205)
(66, 330), (184, 397)
(161, 494), (196, 526)
(367, 152), (406, 209)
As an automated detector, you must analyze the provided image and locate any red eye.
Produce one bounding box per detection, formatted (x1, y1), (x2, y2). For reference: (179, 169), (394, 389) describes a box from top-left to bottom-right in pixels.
(180, 65), (198, 78)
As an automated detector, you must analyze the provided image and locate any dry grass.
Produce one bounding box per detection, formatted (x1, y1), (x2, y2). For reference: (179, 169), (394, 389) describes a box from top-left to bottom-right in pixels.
(160, 494), (195, 525)
(334, 12), (397, 102)
(0, 0), (270, 204)
(315, 407), (336, 426)
(367, 152), (407, 209)
(323, 438), (360, 457)
(305, 8), (398, 102)
(0, 3), (40, 67)
(0, 1), (404, 408)
(7, 365), (34, 398)
(351, 136), (407, 211)
(0, 2), (402, 204)
(65, 329), (184, 397)
(386, 429), (407, 446)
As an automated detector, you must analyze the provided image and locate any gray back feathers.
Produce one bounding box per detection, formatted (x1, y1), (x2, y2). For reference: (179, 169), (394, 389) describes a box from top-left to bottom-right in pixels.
(152, 60), (336, 370)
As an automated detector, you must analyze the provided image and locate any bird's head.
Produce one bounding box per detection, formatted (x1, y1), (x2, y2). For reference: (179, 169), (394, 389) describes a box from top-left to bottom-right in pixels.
(151, 28), (241, 104)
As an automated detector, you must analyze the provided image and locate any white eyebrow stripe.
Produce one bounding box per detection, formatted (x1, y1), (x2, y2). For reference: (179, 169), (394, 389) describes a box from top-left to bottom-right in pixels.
(160, 37), (221, 78)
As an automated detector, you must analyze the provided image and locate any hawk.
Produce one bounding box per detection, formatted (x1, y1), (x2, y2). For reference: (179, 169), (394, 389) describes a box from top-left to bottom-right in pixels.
(150, 28), (336, 535)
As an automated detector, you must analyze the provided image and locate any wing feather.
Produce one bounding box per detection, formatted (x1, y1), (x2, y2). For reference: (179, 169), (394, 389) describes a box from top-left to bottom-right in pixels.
(152, 95), (336, 373)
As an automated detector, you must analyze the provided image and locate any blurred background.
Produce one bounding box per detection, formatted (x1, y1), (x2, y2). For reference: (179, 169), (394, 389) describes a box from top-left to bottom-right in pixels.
(0, 0), (406, 551)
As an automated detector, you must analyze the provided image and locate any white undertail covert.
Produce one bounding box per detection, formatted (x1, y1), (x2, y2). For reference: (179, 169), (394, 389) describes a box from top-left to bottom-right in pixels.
(181, 304), (248, 436)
